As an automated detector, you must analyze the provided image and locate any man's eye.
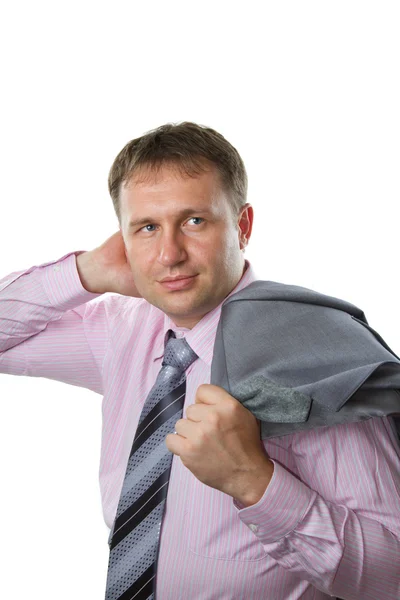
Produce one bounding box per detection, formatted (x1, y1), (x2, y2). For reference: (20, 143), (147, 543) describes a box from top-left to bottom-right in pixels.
(139, 218), (204, 232)
(188, 217), (204, 225)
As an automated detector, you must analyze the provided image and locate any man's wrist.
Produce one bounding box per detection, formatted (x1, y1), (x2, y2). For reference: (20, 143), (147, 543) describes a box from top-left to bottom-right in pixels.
(233, 459), (274, 508)
(76, 251), (103, 294)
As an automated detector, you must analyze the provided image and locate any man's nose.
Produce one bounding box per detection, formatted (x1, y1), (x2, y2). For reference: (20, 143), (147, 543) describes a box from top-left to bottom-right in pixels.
(157, 231), (188, 265)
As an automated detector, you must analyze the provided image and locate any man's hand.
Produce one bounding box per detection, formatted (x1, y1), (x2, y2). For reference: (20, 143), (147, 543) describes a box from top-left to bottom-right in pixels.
(165, 384), (274, 507)
(76, 231), (142, 296)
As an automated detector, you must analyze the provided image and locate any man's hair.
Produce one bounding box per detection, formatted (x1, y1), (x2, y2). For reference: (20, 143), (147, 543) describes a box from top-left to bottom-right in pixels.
(108, 121), (248, 224)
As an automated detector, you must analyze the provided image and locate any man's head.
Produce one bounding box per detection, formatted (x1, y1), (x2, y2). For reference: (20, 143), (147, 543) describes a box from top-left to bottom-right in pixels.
(108, 121), (253, 328)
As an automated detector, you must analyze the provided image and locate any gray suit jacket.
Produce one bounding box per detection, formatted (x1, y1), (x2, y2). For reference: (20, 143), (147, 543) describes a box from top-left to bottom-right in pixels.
(210, 279), (400, 443)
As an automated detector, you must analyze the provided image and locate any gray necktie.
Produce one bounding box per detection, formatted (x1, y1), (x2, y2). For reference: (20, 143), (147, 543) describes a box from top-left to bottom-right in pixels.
(104, 330), (198, 600)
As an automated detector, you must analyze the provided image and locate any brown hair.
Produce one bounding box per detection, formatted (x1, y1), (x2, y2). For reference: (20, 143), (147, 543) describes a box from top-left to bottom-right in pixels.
(108, 121), (248, 224)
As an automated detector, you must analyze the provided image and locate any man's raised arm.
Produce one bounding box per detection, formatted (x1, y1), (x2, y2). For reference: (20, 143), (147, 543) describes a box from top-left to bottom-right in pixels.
(0, 231), (141, 394)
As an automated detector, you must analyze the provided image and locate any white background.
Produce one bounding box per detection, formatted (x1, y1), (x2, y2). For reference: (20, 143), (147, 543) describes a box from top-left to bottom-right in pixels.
(0, 1), (399, 598)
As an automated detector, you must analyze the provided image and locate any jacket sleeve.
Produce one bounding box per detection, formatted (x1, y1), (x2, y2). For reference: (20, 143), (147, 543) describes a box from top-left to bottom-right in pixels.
(0, 251), (108, 395)
(233, 415), (400, 599)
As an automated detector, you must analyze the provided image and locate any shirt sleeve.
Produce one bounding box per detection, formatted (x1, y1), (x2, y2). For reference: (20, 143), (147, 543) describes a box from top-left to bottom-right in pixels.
(233, 415), (400, 599)
(0, 251), (108, 395)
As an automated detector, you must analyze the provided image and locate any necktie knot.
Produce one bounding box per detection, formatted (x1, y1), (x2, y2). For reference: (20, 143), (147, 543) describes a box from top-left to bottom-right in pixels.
(162, 330), (198, 372)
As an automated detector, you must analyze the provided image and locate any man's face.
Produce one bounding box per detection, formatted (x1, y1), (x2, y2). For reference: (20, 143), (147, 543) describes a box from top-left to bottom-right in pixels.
(119, 162), (253, 329)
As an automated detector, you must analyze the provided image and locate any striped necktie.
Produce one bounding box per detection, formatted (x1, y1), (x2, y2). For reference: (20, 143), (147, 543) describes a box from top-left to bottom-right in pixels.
(105, 330), (198, 600)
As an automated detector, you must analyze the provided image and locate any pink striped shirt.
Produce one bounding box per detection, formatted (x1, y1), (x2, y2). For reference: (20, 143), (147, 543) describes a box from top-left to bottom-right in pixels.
(1, 250), (400, 599)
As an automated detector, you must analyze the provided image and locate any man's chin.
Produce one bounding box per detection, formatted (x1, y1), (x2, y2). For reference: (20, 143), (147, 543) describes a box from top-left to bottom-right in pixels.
(148, 292), (213, 323)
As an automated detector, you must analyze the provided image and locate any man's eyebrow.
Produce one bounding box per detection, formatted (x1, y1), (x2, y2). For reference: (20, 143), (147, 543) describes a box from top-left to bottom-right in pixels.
(128, 208), (212, 229)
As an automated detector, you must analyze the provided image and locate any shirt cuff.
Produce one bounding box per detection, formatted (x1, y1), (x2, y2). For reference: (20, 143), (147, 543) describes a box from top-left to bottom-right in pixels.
(41, 251), (102, 310)
(232, 459), (317, 544)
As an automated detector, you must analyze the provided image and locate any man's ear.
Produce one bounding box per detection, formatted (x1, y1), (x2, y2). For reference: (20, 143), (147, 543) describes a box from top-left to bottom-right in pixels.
(237, 203), (253, 249)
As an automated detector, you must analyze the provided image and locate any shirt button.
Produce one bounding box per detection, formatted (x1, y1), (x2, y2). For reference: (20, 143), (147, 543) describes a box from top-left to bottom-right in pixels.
(248, 523), (258, 532)
(53, 265), (60, 272)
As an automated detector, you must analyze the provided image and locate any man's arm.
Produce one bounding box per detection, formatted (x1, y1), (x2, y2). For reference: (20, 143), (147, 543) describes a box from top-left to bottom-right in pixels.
(0, 251), (106, 394)
(233, 415), (400, 599)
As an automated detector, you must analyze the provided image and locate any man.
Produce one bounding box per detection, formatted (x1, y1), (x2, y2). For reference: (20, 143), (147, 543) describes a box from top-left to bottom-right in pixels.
(1, 121), (399, 599)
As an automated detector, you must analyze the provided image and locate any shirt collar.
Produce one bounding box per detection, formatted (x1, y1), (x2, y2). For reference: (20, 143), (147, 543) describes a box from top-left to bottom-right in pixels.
(153, 258), (259, 365)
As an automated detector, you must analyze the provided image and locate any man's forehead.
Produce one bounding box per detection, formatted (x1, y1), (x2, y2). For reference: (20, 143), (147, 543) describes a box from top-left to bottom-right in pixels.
(119, 164), (231, 225)
(121, 170), (225, 210)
